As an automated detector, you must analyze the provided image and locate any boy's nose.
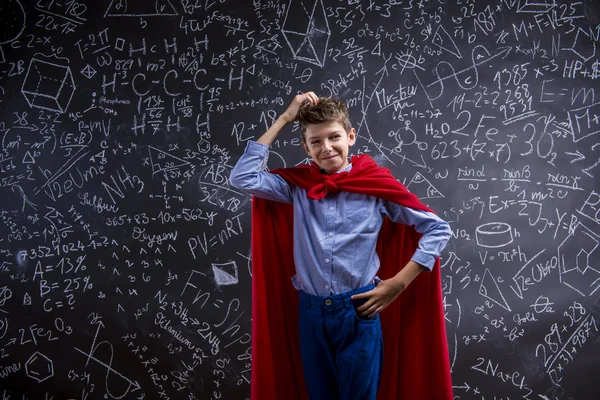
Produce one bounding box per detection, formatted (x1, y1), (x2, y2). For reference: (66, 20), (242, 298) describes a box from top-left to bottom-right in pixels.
(322, 141), (332, 151)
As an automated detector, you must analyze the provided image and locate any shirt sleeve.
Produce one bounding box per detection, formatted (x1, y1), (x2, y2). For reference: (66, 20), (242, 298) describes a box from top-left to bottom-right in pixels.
(382, 201), (452, 271)
(229, 141), (294, 204)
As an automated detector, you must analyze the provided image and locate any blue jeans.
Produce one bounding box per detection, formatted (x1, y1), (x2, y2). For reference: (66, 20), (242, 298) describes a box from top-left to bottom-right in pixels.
(298, 283), (383, 400)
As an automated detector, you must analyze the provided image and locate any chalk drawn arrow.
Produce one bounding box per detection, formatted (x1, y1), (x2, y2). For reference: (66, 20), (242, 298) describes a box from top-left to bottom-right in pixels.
(565, 150), (585, 163)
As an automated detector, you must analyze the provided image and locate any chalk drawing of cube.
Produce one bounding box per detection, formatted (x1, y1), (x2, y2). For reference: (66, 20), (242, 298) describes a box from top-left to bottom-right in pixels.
(21, 58), (76, 113)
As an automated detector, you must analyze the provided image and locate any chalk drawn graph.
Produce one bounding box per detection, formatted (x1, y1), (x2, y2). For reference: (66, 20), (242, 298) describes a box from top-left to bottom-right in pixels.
(418, 45), (512, 102)
(74, 321), (142, 399)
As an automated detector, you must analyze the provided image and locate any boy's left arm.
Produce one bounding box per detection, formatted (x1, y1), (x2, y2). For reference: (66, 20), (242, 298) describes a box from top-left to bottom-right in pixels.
(352, 204), (452, 318)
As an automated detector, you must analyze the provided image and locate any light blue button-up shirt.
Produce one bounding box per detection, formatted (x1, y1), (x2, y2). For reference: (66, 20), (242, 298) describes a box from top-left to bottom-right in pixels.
(230, 141), (452, 296)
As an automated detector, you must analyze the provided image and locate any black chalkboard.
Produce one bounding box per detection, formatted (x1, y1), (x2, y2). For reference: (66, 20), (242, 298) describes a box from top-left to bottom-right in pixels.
(1, 0), (600, 399)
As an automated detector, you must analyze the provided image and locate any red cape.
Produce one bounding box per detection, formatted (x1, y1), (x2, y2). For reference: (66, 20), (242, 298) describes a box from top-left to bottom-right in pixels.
(250, 154), (453, 400)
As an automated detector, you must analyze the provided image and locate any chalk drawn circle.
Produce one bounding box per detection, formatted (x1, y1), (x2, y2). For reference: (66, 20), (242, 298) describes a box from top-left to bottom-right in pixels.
(266, 151), (286, 169)
(396, 52), (420, 70)
(476, 222), (513, 248)
(0, 0), (26, 45)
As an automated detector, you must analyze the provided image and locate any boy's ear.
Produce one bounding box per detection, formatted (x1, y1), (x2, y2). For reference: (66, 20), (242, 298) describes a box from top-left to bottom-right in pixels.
(301, 140), (311, 155)
(348, 128), (357, 146)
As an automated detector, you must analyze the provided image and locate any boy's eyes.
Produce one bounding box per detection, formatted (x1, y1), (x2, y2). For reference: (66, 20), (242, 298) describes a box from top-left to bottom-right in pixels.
(309, 134), (341, 145)
(311, 136), (339, 144)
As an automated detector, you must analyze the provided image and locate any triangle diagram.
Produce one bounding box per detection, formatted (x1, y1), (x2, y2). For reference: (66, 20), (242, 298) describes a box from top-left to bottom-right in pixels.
(282, 0), (312, 34)
(517, 0), (555, 13)
(479, 268), (511, 311)
(148, 146), (191, 175)
(372, 41), (382, 56)
(90, 150), (105, 162)
(22, 151), (36, 164)
(308, 28), (329, 67)
(105, 0), (178, 17)
(308, 0), (330, 35)
(283, 31), (309, 56)
(406, 172), (444, 200)
(432, 25), (462, 59)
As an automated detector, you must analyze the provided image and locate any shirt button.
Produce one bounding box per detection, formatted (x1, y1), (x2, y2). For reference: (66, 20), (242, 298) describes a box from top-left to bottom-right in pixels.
(325, 284), (329, 290)
(325, 258), (330, 263)
(329, 207), (334, 211)
(328, 232), (333, 237)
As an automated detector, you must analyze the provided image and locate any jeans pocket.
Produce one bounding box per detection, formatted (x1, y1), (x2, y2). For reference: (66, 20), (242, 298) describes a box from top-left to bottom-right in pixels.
(350, 299), (380, 323)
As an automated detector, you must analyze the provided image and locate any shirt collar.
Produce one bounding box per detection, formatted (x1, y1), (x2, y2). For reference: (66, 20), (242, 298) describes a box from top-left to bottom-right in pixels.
(320, 162), (353, 175)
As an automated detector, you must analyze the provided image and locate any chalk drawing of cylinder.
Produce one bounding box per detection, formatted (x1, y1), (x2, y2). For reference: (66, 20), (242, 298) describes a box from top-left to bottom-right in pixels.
(21, 57), (76, 113)
(476, 222), (513, 248)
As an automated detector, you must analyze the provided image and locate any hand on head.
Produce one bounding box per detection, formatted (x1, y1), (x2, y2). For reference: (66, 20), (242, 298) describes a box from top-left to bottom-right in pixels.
(281, 92), (319, 123)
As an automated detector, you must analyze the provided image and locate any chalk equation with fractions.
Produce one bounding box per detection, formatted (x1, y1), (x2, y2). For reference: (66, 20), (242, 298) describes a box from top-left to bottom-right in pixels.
(0, 0), (599, 399)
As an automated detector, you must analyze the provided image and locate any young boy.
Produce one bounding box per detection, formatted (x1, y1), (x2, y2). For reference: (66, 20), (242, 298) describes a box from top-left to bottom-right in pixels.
(230, 92), (453, 400)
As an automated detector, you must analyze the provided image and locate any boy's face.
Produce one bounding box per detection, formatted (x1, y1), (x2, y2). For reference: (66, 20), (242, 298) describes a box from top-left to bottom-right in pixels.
(301, 120), (356, 173)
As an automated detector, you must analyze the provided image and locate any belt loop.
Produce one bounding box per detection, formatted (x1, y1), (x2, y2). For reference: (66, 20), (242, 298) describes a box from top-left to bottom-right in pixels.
(347, 295), (354, 308)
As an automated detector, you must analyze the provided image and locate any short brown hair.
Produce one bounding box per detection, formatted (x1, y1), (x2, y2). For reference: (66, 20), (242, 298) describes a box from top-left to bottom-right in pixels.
(297, 97), (352, 140)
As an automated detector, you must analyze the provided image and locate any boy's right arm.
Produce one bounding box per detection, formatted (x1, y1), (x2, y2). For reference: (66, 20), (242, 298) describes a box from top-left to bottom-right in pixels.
(229, 92), (319, 203)
(229, 140), (294, 203)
